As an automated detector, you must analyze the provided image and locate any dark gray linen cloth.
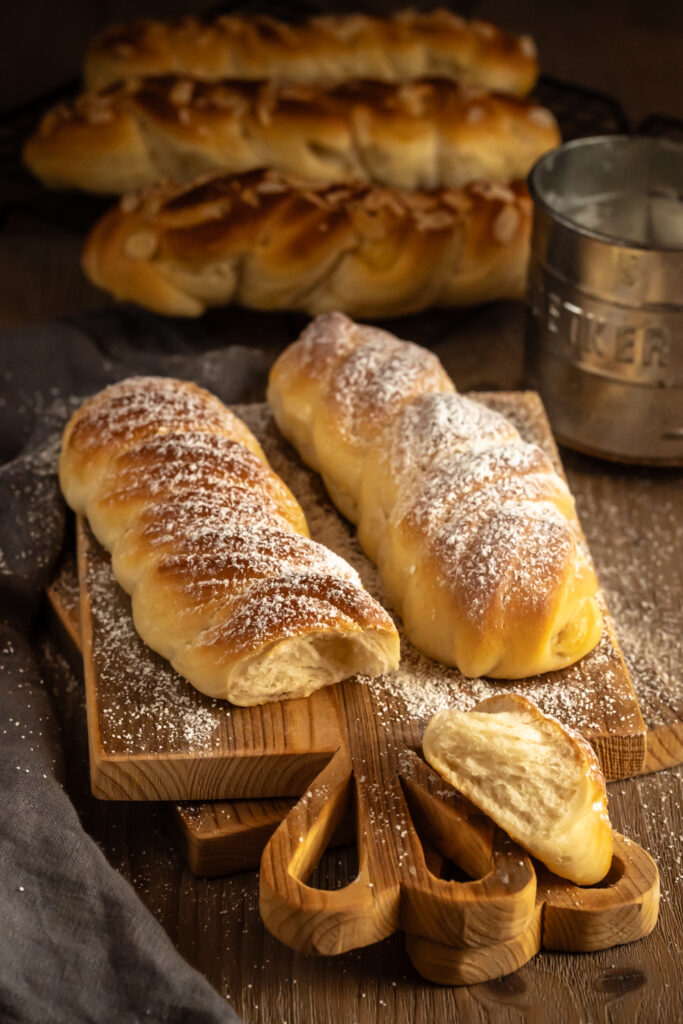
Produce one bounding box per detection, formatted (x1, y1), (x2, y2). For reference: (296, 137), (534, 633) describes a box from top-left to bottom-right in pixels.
(0, 306), (291, 1023)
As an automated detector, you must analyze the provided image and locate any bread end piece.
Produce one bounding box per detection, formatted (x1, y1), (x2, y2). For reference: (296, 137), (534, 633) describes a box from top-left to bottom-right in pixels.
(23, 94), (153, 194)
(169, 574), (401, 705)
(423, 694), (613, 886)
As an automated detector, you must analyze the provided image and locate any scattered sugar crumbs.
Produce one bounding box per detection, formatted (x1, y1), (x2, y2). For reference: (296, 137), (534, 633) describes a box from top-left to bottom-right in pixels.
(86, 546), (223, 755)
(573, 488), (681, 733)
(609, 763), (683, 908)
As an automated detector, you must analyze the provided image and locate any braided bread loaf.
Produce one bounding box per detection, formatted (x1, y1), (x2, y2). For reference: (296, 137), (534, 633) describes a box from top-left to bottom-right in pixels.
(24, 75), (559, 195)
(267, 313), (603, 679)
(82, 169), (532, 317)
(84, 10), (538, 96)
(59, 376), (399, 705)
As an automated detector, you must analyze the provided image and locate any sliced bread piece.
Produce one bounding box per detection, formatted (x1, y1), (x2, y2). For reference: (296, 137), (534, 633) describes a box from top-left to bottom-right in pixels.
(422, 694), (613, 885)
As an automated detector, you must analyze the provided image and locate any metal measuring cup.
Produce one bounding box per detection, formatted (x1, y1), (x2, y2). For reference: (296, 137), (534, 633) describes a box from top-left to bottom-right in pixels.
(525, 135), (683, 464)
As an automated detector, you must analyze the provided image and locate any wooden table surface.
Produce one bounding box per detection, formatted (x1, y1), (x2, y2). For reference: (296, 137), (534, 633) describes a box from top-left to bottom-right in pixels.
(2, 3), (682, 1022)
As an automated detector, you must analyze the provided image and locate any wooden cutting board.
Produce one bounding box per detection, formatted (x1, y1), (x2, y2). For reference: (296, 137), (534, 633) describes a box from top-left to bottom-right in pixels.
(49, 393), (677, 875)
(74, 394), (646, 804)
(258, 732), (659, 973)
(403, 825), (659, 985)
(41, 574), (664, 981)
(45, 569), (661, 978)
(46, 392), (663, 978)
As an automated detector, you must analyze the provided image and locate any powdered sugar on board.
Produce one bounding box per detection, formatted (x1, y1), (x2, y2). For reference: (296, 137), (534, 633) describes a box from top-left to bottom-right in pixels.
(571, 474), (682, 738)
(83, 531), (224, 755)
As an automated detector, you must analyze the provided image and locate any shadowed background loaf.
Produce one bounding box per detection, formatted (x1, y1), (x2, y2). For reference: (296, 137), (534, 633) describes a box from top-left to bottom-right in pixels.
(82, 169), (532, 317)
(23, 75), (559, 195)
(83, 9), (539, 95)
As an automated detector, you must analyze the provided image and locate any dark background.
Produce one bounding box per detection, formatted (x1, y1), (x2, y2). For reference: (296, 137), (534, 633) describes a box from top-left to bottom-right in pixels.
(1, 0), (682, 122)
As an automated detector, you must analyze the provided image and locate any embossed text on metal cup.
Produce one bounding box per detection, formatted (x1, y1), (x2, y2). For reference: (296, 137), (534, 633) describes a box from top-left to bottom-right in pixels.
(525, 136), (683, 464)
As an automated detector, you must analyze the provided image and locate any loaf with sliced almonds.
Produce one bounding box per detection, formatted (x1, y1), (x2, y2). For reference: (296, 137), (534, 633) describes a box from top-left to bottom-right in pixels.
(423, 694), (614, 885)
(267, 313), (603, 679)
(59, 375), (399, 705)
(84, 10), (539, 96)
(82, 169), (532, 317)
(24, 75), (559, 195)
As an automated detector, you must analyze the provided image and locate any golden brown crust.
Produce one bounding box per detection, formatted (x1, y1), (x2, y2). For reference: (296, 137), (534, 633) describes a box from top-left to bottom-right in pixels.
(24, 75), (559, 194)
(82, 169), (533, 318)
(59, 376), (400, 704)
(87, 431), (307, 548)
(267, 314), (603, 678)
(84, 10), (538, 95)
(60, 375), (265, 510)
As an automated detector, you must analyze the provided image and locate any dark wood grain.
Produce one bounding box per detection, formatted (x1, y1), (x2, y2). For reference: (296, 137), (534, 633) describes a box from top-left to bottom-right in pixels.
(37, 365), (681, 1023)
(44, 440), (682, 1018)
(561, 455), (683, 780)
